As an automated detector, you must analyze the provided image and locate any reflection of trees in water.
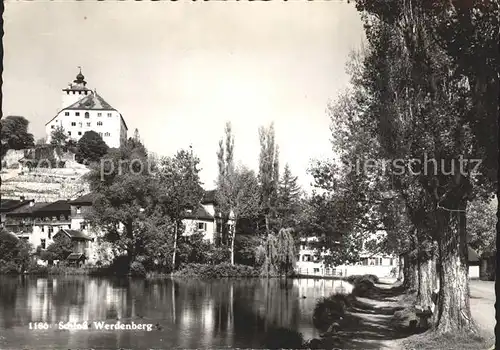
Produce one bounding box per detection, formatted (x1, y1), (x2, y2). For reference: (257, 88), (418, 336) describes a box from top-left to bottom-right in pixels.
(0, 276), (311, 348)
(171, 278), (303, 348)
(49, 277), (87, 321)
(251, 278), (300, 330)
(0, 276), (22, 328)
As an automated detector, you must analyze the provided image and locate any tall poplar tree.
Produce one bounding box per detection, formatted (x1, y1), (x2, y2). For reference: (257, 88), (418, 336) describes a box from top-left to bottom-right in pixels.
(258, 123), (280, 233)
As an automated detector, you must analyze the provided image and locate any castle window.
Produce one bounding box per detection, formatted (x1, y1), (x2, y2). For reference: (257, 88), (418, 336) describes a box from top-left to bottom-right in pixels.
(105, 132), (110, 137)
(98, 113), (102, 117)
(65, 112), (69, 116)
(78, 132), (82, 136)
(107, 113), (112, 117)
(197, 222), (207, 231)
(97, 121), (103, 126)
(68, 131), (71, 136)
(79, 122), (82, 127)
(48, 231), (52, 239)
(75, 112), (80, 116)
(71, 122), (76, 126)
(84, 112), (90, 118)
(76, 206), (81, 214)
(98, 132), (103, 137)
(72, 91), (76, 94)
(51, 125), (54, 129)
(66, 91), (69, 95)
(86, 122), (91, 127)
(41, 239), (46, 249)
(48, 227), (53, 234)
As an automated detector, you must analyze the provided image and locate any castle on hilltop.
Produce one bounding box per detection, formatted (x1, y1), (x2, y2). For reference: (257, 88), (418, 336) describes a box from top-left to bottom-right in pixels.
(45, 69), (128, 148)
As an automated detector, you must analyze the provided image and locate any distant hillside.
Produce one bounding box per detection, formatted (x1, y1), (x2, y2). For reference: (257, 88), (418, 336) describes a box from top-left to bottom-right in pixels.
(1, 146), (90, 202)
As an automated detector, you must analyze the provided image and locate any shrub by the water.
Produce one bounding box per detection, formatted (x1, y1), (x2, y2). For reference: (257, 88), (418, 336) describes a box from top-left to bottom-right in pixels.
(352, 277), (375, 297)
(172, 263), (259, 278)
(130, 261), (147, 277)
(312, 294), (354, 331)
(344, 274), (379, 285)
(0, 260), (20, 274)
(25, 265), (97, 275)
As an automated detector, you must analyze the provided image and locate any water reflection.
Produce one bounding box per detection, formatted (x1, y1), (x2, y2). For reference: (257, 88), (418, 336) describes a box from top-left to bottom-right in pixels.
(0, 276), (352, 349)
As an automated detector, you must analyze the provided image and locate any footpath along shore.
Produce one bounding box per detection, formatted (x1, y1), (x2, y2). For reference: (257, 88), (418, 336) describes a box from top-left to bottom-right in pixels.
(310, 277), (495, 350)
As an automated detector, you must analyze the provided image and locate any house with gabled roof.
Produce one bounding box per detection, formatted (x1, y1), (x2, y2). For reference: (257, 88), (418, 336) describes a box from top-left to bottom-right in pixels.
(4, 199), (72, 250)
(1, 198), (34, 226)
(52, 228), (94, 265)
(45, 69), (128, 148)
(182, 189), (235, 245)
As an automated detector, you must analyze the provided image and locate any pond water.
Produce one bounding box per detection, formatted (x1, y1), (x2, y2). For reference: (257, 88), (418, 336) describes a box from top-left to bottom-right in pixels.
(0, 276), (352, 349)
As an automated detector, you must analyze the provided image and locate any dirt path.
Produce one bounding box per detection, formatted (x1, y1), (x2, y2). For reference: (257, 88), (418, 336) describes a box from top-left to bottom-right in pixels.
(334, 279), (496, 350)
(342, 301), (404, 348)
(334, 282), (408, 349)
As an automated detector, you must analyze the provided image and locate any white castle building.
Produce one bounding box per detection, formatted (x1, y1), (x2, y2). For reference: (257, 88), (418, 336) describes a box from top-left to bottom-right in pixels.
(45, 69), (128, 148)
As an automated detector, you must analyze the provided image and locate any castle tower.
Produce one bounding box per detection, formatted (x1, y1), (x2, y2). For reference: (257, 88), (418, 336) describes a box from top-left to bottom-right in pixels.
(61, 68), (93, 110)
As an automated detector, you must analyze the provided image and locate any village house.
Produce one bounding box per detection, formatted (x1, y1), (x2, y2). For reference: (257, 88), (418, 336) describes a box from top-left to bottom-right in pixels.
(181, 189), (235, 244)
(1, 188), (234, 266)
(2, 197), (97, 264)
(295, 236), (399, 278)
(45, 69), (128, 149)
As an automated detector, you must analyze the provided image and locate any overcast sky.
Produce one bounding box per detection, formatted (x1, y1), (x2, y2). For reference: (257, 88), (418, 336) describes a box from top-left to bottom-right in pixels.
(3, 1), (365, 191)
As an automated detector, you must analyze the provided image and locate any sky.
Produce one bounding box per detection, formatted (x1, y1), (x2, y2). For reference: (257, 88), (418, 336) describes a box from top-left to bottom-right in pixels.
(3, 1), (365, 191)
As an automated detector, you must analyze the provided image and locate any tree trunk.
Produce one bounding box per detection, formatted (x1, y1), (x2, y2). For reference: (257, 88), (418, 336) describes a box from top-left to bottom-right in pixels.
(403, 253), (410, 288)
(397, 254), (404, 281)
(417, 254), (436, 311)
(409, 257), (419, 291)
(172, 222), (178, 270)
(434, 199), (476, 333)
(230, 216), (237, 265)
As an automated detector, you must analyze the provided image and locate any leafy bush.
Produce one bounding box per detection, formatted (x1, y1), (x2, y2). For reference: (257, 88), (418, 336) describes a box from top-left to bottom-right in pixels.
(108, 255), (131, 275)
(344, 274), (379, 285)
(26, 265), (49, 275)
(0, 260), (20, 274)
(172, 263), (259, 279)
(207, 246), (230, 265)
(312, 294), (354, 331)
(352, 277), (375, 297)
(234, 234), (261, 265)
(130, 261), (146, 277)
(25, 265), (93, 275)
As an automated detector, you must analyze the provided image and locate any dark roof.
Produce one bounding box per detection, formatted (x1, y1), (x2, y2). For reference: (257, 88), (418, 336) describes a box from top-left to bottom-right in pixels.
(65, 92), (114, 110)
(183, 204), (214, 221)
(468, 246), (480, 263)
(6, 202), (50, 216)
(202, 190), (217, 205)
(45, 92), (128, 130)
(69, 192), (98, 205)
(0, 199), (33, 212)
(54, 229), (92, 241)
(32, 200), (70, 216)
(67, 253), (85, 260)
(0, 229), (20, 241)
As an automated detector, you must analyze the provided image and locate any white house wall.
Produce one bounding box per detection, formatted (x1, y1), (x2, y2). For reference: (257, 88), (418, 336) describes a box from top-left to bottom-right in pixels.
(46, 110), (124, 148)
(182, 219), (215, 243)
